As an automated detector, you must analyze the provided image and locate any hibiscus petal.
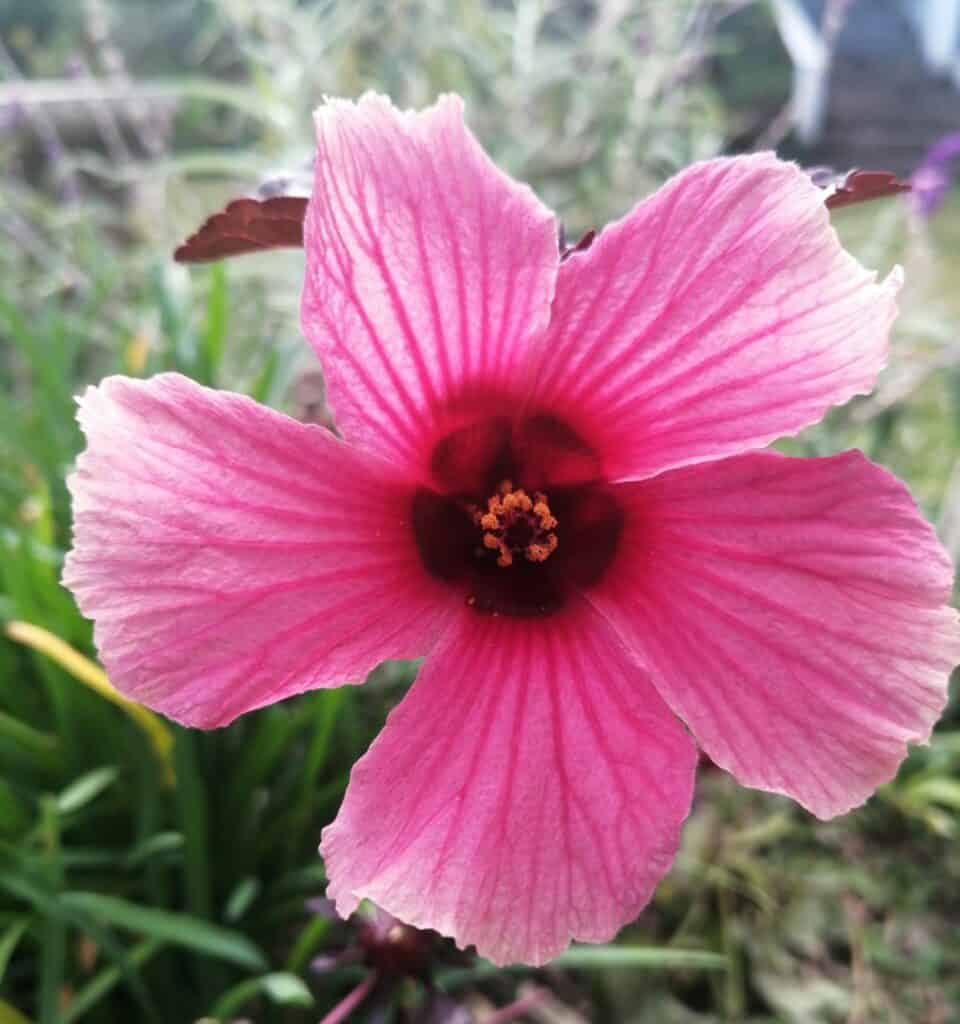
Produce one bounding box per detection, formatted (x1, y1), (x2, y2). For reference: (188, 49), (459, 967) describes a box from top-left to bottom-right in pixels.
(63, 373), (453, 727)
(321, 601), (697, 965)
(301, 93), (558, 470)
(533, 154), (901, 481)
(589, 450), (960, 818)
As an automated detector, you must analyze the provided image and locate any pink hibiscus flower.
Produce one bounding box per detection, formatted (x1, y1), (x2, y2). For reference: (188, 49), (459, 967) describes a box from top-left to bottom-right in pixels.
(63, 94), (960, 966)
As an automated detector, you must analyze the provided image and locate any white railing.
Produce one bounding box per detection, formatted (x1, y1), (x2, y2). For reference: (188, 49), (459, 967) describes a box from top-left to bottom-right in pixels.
(916, 0), (960, 74)
(770, 0), (831, 144)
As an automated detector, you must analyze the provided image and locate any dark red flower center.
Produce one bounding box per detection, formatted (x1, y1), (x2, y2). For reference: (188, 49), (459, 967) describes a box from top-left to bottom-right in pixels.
(412, 410), (623, 616)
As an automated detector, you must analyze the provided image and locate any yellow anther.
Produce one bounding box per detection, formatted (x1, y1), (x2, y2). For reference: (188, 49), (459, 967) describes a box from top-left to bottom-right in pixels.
(502, 486), (533, 513)
(526, 533), (558, 563)
(534, 502), (558, 530)
(478, 480), (559, 568)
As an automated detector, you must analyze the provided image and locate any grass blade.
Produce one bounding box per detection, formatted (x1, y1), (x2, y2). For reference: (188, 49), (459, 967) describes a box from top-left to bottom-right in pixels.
(198, 263), (228, 386)
(60, 940), (162, 1024)
(0, 919), (30, 984)
(59, 893), (266, 970)
(553, 945), (728, 970)
(209, 972), (314, 1019)
(4, 622), (173, 784)
(55, 767), (118, 816)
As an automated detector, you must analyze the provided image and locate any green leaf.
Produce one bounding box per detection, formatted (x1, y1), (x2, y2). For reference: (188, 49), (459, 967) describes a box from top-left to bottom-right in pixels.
(903, 776), (960, 810)
(552, 945), (728, 970)
(0, 872), (158, 1022)
(124, 832), (184, 868)
(198, 263), (228, 386)
(284, 914), (331, 974)
(260, 973), (313, 1005)
(209, 972), (314, 1019)
(224, 877), (260, 923)
(56, 767), (119, 815)
(36, 800), (65, 1024)
(60, 940), (163, 1024)
(0, 780), (30, 837)
(172, 729), (211, 918)
(929, 731), (960, 755)
(438, 945), (728, 992)
(250, 349), (281, 405)
(0, 919), (30, 984)
(0, 711), (58, 760)
(59, 893), (267, 970)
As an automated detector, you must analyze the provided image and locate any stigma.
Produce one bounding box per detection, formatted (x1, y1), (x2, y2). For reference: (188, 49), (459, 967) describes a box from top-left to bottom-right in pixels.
(474, 480), (559, 568)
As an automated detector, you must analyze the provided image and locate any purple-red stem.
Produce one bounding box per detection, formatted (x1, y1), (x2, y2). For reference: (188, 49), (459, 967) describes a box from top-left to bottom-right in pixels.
(317, 972), (377, 1024)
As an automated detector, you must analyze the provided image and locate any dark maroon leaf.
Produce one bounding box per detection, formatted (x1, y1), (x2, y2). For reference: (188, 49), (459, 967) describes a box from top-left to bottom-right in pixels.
(174, 163), (903, 265)
(173, 195), (309, 263)
(559, 228), (597, 261)
(821, 168), (910, 210)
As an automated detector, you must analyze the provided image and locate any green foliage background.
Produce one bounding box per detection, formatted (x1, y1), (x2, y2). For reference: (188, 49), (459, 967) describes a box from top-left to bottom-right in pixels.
(1, 1), (958, 1021)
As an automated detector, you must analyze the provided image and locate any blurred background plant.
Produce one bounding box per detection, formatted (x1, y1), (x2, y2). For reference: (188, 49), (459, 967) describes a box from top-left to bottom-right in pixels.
(1, 1), (958, 1021)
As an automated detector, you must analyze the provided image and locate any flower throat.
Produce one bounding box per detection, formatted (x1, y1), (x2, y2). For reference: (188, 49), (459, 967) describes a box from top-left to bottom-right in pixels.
(411, 409), (623, 617)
